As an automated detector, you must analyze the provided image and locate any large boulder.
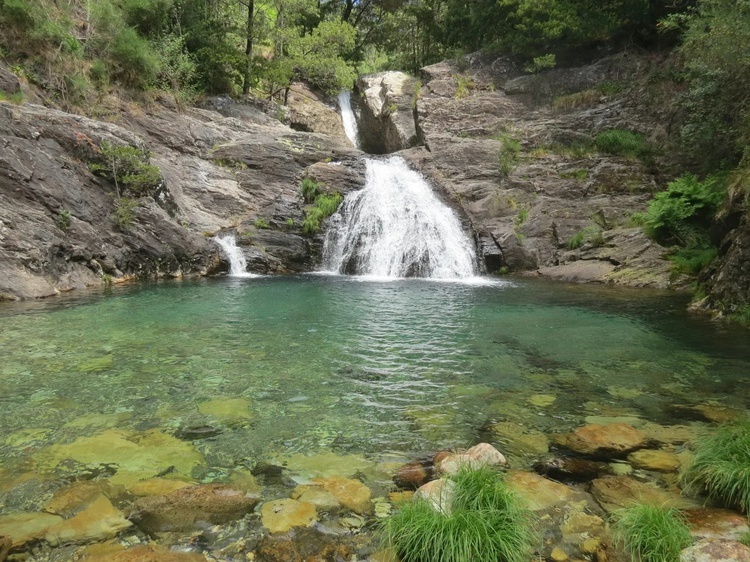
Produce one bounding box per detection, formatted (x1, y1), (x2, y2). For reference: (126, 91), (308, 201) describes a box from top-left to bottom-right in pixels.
(356, 72), (419, 153)
(680, 539), (750, 562)
(555, 423), (647, 457)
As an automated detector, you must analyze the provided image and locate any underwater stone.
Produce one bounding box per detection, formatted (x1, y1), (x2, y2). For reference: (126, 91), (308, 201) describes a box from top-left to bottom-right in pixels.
(84, 544), (206, 562)
(0, 512), (63, 548)
(558, 423), (647, 457)
(590, 475), (699, 513)
(310, 477), (372, 515)
(261, 499), (318, 533)
(197, 397), (253, 426)
(45, 495), (132, 546)
(130, 484), (260, 532)
(506, 471), (578, 511)
(626, 449), (681, 473)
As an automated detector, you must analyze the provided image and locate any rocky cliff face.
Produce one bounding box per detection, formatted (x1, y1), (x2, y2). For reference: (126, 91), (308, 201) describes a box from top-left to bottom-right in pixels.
(0, 80), (359, 299)
(358, 53), (680, 287)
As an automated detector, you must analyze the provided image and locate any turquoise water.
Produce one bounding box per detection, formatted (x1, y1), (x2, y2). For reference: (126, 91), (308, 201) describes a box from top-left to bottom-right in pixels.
(0, 276), (748, 492)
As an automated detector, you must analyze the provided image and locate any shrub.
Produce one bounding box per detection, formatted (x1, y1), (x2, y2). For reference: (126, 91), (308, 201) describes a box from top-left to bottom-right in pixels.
(253, 218), (270, 229)
(110, 27), (160, 88)
(382, 467), (536, 562)
(497, 134), (521, 175)
(613, 503), (693, 562)
(301, 178), (320, 203)
(524, 54), (556, 74)
(56, 209), (71, 230)
(685, 420), (750, 513)
(567, 226), (604, 250)
(454, 73), (475, 99)
(636, 173), (727, 246)
(303, 192), (343, 235)
(114, 197), (138, 228)
(595, 129), (648, 158)
(90, 142), (163, 198)
(668, 247), (717, 275)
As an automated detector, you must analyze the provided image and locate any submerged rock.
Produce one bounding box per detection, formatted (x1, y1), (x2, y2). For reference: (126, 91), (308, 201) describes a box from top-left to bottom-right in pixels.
(533, 457), (612, 482)
(197, 397), (253, 426)
(130, 484), (260, 532)
(626, 449), (681, 473)
(506, 471), (578, 511)
(589, 475), (698, 513)
(555, 423), (647, 457)
(307, 477), (372, 515)
(260, 499), (318, 534)
(84, 543), (206, 562)
(0, 512), (63, 549)
(33, 429), (204, 487)
(255, 526), (354, 562)
(45, 494), (131, 546)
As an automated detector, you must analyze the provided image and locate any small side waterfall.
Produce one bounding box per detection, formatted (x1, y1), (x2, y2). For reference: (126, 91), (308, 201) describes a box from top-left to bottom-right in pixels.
(338, 91), (360, 148)
(215, 235), (256, 277)
(323, 157), (478, 279)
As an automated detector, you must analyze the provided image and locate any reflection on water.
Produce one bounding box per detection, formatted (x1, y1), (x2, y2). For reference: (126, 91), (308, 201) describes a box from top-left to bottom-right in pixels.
(0, 276), (748, 499)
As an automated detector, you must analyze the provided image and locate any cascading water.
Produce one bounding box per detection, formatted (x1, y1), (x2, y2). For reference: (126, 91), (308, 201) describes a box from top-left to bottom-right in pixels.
(214, 235), (257, 277)
(323, 157), (478, 279)
(338, 91), (360, 148)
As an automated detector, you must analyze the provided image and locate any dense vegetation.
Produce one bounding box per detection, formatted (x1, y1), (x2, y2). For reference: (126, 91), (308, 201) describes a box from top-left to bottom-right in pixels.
(613, 503), (693, 562)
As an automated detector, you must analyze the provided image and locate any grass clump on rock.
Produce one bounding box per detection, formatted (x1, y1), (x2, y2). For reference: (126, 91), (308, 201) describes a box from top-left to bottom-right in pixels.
(382, 466), (536, 562)
(613, 503), (692, 562)
(685, 419), (750, 513)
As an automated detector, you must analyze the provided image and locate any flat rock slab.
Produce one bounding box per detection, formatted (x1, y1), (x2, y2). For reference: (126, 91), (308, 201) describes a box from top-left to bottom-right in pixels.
(627, 449), (682, 472)
(506, 471), (578, 511)
(261, 499), (317, 534)
(557, 423), (647, 457)
(131, 484), (260, 532)
(0, 512), (63, 548)
(685, 508), (750, 542)
(45, 495), (131, 546)
(590, 475), (699, 513)
(681, 539), (750, 562)
(85, 544), (206, 562)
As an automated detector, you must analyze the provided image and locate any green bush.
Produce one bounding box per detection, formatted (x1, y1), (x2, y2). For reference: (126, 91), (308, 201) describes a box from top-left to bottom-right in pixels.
(685, 420), (750, 513)
(301, 178), (320, 203)
(110, 27), (160, 88)
(114, 197), (138, 228)
(90, 142), (163, 197)
(567, 226), (604, 250)
(613, 503), (693, 562)
(497, 134), (521, 175)
(56, 209), (71, 230)
(303, 192), (343, 235)
(524, 54), (556, 74)
(668, 247), (717, 275)
(636, 173), (727, 246)
(253, 218), (270, 229)
(383, 467), (536, 562)
(595, 129), (648, 158)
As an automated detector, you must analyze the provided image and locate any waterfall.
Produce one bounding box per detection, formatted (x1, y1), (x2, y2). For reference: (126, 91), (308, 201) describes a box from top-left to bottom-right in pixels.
(214, 235), (257, 277)
(338, 91), (360, 148)
(323, 157), (478, 279)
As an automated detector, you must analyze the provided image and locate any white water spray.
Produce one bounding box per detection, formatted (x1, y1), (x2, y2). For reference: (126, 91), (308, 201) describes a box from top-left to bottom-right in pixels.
(338, 91), (360, 148)
(214, 235), (257, 278)
(323, 157), (478, 279)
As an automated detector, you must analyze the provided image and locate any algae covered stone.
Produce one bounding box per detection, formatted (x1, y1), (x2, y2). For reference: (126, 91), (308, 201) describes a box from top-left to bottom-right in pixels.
(197, 397), (253, 426)
(33, 429), (204, 486)
(261, 498), (317, 533)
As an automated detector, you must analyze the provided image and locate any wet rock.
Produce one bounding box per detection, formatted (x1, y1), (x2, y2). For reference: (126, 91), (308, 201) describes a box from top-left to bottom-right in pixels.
(357, 72), (419, 154)
(197, 397), (253, 426)
(309, 477), (372, 515)
(0, 512), (63, 549)
(0, 535), (10, 562)
(626, 449), (681, 473)
(639, 422), (702, 445)
(44, 481), (115, 517)
(33, 429), (204, 487)
(225, 469), (263, 495)
(84, 544), (206, 562)
(393, 461), (432, 489)
(174, 425), (223, 441)
(533, 457), (612, 482)
(131, 484), (260, 532)
(485, 421), (550, 457)
(670, 404), (742, 424)
(45, 494), (132, 546)
(255, 526), (353, 562)
(286, 83), (347, 138)
(438, 443), (507, 475)
(126, 478), (195, 497)
(589, 476), (699, 513)
(275, 451), (374, 480)
(550, 547), (569, 561)
(560, 510), (607, 546)
(260, 499), (317, 534)
(556, 423), (647, 457)
(506, 471), (578, 511)
(684, 508), (750, 542)
(680, 538), (750, 562)
(414, 478), (455, 515)
(291, 485), (340, 511)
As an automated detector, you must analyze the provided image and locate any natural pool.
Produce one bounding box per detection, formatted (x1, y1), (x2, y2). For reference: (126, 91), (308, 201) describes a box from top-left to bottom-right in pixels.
(1, 275), (748, 493)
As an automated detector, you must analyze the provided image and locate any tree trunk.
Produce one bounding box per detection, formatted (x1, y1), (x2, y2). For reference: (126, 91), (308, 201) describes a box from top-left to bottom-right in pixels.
(242, 0), (255, 96)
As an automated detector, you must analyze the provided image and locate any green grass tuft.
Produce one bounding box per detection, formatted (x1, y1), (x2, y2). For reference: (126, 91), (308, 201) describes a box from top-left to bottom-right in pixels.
(567, 225), (604, 250)
(685, 420), (750, 514)
(595, 129), (649, 158)
(668, 247), (717, 275)
(301, 177), (320, 203)
(382, 466), (536, 562)
(302, 192), (343, 235)
(613, 503), (693, 562)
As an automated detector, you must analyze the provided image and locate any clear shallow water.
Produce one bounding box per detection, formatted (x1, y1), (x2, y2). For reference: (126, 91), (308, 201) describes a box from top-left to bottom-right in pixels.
(0, 276), (748, 489)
